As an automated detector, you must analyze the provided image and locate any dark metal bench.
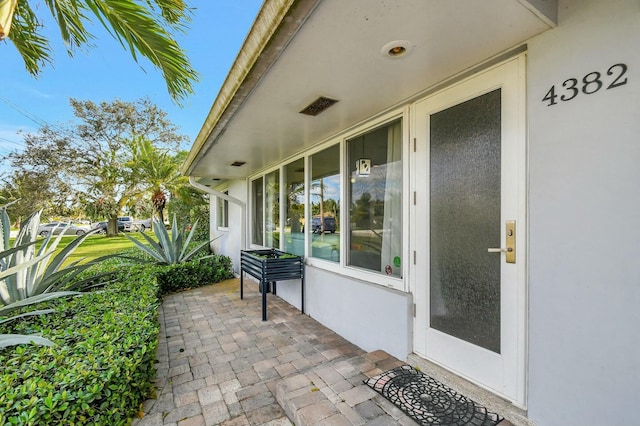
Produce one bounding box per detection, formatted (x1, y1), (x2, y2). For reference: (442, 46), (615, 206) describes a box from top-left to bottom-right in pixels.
(240, 249), (305, 321)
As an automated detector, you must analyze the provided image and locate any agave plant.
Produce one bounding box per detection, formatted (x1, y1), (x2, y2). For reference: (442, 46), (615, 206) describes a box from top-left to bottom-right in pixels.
(0, 208), (106, 348)
(124, 215), (212, 265)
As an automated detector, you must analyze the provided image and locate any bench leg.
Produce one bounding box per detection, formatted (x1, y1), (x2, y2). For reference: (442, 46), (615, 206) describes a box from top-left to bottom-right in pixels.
(301, 276), (305, 314)
(240, 271), (244, 300)
(261, 280), (267, 321)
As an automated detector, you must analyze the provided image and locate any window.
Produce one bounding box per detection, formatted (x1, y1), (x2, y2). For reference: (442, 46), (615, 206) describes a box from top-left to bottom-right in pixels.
(252, 178), (263, 245)
(217, 191), (229, 229)
(265, 170), (280, 249)
(248, 115), (403, 285)
(347, 119), (402, 277)
(309, 145), (340, 262)
(284, 159), (305, 256)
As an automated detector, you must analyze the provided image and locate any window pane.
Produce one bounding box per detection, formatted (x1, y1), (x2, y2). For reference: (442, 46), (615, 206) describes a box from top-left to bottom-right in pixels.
(252, 178), (263, 245)
(265, 170), (280, 249)
(284, 159), (305, 256)
(310, 145), (340, 262)
(348, 119), (402, 277)
(218, 191), (229, 228)
(430, 89), (501, 352)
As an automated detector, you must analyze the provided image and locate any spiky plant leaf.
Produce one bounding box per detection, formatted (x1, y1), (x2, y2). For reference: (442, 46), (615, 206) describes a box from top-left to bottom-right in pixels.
(124, 214), (215, 265)
(0, 291), (80, 317)
(0, 309), (54, 325)
(0, 334), (53, 348)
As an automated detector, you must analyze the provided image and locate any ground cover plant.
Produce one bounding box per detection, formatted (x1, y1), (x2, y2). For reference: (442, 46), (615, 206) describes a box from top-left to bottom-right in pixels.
(1, 242), (235, 425)
(0, 209), (116, 348)
(0, 264), (159, 425)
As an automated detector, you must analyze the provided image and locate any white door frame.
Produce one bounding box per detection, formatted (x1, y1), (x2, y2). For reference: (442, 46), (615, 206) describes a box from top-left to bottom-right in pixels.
(410, 55), (528, 407)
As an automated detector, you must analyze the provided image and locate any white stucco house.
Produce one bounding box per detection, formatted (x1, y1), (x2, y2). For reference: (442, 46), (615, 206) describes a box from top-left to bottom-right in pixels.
(183, 1), (640, 424)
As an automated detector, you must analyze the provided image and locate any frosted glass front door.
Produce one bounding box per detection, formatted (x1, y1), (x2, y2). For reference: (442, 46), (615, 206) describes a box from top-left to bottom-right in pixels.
(412, 57), (526, 405)
(429, 89), (501, 353)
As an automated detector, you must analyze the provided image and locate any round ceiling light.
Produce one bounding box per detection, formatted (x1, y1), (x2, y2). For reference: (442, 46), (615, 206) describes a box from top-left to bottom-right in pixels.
(381, 40), (413, 59)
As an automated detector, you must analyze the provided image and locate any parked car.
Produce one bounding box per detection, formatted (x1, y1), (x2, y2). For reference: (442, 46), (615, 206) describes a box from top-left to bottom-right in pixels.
(117, 216), (152, 232)
(91, 220), (126, 234)
(37, 222), (90, 237)
(311, 216), (337, 233)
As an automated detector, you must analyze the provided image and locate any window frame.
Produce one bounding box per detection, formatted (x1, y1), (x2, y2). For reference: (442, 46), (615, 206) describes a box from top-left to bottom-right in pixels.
(216, 189), (230, 231)
(247, 108), (408, 291)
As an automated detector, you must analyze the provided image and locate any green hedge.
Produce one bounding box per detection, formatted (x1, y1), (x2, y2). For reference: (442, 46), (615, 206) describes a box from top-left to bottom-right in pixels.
(0, 267), (159, 426)
(155, 254), (234, 295)
(0, 252), (234, 426)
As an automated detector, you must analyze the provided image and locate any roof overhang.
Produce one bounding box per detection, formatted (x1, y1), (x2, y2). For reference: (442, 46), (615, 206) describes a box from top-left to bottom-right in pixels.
(184, 0), (556, 180)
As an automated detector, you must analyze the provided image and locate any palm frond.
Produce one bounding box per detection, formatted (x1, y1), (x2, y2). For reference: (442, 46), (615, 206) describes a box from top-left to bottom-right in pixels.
(6, 1), (52, 75)
(83, 0), (197, 102)
(43, 0), (91, 50)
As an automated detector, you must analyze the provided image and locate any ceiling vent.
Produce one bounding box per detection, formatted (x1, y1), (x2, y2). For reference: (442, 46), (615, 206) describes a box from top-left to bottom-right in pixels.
(230, 161), (246, 167)
(299, 97), (338, 116)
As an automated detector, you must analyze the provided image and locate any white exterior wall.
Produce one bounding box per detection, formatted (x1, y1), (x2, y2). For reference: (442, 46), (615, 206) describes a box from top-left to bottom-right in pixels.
(211, 180), (247, 275)
(526, 0), (640, 424)
(273, 267), (413, 360)
(209, 1), (639, 423)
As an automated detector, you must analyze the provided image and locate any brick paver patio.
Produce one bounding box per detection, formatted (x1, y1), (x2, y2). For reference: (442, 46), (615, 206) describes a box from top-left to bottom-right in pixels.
(132, 278), (515, 426)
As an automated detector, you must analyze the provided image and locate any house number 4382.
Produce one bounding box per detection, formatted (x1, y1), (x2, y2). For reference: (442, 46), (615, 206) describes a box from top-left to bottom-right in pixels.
(542, 63), (628, 106)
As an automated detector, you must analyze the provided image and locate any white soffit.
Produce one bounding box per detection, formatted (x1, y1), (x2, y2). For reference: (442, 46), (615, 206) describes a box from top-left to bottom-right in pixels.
(188, 0), (554, 179)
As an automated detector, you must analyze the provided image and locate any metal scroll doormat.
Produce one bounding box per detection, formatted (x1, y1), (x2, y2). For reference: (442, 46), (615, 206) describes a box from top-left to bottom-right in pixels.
(364, 365), (504, 425)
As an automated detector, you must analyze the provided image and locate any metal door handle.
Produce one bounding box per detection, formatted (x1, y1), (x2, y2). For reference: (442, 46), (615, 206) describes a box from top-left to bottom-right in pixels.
(487, 248), (513, 253)
(487, 220), (516, 263)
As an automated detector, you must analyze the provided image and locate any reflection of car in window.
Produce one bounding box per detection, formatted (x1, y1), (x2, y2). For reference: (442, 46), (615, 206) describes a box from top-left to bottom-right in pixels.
(312, 216), (336, 234)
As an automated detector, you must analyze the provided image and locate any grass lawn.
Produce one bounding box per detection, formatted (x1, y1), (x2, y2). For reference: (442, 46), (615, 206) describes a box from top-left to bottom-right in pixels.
(36, 232), (157, 266)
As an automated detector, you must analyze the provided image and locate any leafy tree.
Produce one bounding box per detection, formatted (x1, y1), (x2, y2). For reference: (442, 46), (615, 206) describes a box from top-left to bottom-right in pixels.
(3, 98), (189, 236)
(1, 0), (198, 102)
(2, 126), (79, 222)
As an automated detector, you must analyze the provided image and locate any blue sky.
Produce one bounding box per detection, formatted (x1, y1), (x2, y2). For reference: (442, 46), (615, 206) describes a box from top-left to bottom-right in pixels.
(0, 1), (264, 170)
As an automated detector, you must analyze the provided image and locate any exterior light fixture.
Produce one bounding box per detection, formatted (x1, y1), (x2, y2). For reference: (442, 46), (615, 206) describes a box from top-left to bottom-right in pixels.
(381, 40), (413, 59)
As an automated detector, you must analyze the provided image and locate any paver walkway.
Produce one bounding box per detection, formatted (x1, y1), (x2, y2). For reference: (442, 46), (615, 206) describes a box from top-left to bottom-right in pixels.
(133, 278), (516, 426)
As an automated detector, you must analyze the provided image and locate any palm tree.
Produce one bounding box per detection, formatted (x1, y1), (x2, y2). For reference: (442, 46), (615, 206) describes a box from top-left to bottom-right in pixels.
(129, 136), (186, 225)
(1, 0), (197, 102)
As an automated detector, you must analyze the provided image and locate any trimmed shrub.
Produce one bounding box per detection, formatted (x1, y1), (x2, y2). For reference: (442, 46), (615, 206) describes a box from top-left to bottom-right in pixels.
(189, 204), (210, 242)
(0, 247), (234, 425)
(0, 267), (159, 426)
(155, 254), (234, 295)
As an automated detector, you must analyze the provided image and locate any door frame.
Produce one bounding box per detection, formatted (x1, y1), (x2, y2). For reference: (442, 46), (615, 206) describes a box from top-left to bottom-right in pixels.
(410, 54), (528, 407)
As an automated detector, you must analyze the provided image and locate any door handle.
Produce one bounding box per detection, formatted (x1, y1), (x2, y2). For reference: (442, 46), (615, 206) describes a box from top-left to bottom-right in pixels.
(487, 220), (516, 263)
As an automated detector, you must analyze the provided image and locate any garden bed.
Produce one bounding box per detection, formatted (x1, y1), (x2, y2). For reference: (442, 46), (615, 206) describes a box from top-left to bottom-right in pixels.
(0, 250), (234, 425)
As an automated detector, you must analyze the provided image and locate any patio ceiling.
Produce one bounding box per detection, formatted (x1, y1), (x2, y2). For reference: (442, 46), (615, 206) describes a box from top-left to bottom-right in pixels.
(184, 0), (556, 181)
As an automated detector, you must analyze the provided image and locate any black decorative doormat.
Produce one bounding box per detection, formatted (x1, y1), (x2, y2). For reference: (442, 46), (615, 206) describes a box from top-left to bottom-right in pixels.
(364, 365), (504, 425)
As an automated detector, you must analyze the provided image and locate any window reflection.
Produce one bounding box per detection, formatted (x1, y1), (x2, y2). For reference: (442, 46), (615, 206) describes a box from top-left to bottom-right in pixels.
(265, 170), (280, 249)
(348, 119), (402, 277)
(310, 145), (340, 262)
(252, 178), (263, 245)
(284, 159), (305, 256)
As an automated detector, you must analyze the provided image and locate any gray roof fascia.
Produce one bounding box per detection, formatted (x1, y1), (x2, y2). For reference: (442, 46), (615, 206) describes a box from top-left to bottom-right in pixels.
(183, 0), (323, 176)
